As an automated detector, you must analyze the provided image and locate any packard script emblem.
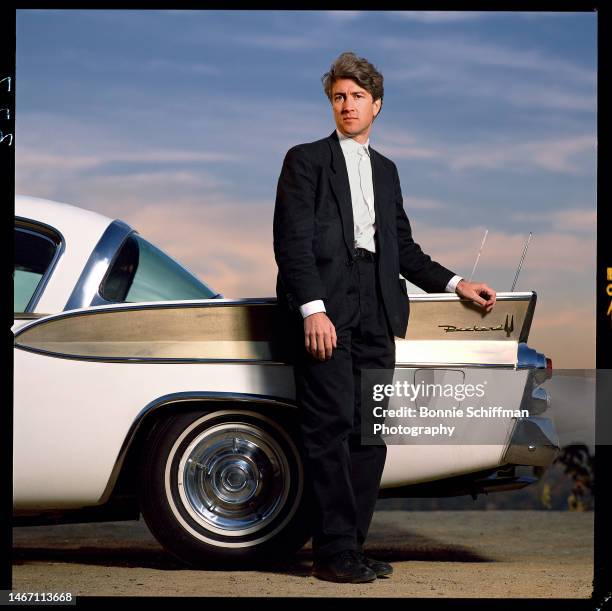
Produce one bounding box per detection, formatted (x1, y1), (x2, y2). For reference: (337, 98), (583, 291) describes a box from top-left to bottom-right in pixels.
(439, 314), (514, 337)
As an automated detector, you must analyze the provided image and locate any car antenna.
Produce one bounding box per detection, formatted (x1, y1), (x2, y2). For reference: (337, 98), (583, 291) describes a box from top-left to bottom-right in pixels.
(468, 228), (488, 282)
(511, 232), (533, 291)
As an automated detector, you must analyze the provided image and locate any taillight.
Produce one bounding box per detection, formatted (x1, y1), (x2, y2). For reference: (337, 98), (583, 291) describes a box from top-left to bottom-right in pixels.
(545, 357), (553, 380)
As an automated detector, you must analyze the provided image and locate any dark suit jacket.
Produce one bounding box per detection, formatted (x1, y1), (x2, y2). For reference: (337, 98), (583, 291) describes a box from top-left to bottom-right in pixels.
(273, 131), (455, 338)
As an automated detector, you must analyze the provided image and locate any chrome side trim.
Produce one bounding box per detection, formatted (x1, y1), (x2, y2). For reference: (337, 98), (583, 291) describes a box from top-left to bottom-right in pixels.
(13, 343), (288, 365)
(211, 293), (530, 303)
(14, 218), (66, 313)
(14, 342), (519, 369)
(14, 293), (537, 338)
(14, 300), (278, 340)
(503, 416), (559, 467)
(97, 391), (298, 505)
(404, 291), (535, 302)
(64, 219), (134, 311)
(17, 292), (536, 336)
(395, 362), (514, 369)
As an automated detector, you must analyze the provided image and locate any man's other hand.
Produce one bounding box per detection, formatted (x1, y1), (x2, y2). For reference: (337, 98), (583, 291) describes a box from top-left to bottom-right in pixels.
(455, 280), (497, 313)
(304, 312), (337, 361)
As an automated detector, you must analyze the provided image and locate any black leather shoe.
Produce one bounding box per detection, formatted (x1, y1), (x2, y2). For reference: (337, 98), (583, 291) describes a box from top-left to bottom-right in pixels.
(355, 552), (393, 577)
(312, 550), (377, 583)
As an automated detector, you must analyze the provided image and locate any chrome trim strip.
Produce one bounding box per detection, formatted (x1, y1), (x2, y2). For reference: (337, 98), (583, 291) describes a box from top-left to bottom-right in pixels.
(14, 218), (66, 313)
(64, 219), (134, 311)
(12, 343), (288, 365)
(20, 290), (538, 322)
(13, 299), (283, 338)
(395, 362), (515, 369)
(14, 342), (519, 369)
(14, 291), (538, 333)
(404, 291), (535, 302)
(97, 391), (298, 505)
(16, 292), (537, 338)
(194, 297), (279, 305)
(168, 293), (532, 304)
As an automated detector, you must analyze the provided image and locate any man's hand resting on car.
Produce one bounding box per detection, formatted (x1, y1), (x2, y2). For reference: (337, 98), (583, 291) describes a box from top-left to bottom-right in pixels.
(304, 312), (337, 361)
(455, 280), (497, 313)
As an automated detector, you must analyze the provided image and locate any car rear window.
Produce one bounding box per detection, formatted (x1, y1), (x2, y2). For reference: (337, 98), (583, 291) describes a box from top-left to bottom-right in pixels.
(99, 233), (217, 303)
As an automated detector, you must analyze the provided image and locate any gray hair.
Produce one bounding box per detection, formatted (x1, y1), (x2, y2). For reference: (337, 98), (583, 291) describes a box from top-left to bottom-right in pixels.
(321, 51), (384, 104)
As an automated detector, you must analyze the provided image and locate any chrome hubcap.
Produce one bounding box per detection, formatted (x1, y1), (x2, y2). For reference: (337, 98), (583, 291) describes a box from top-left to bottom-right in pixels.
(177, 422), (291, 536)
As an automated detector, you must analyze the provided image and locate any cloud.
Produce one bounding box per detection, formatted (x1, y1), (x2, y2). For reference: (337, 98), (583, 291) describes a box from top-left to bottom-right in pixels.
(390, 11), (488, 23)
(386, 63), (595, 113)
(375, 129), (440, 161)
(447, 135), (596, 174)
(404, 197), (449, 211)
(114, 198), (276, 298)
(511, 207), (596, 235)
(15, 149), (236, 209)
(377, 128), (596, 175)
(144, 58), (221, 75)
(405, 223), (594, 277)
(502, 86), (596, 113)
(44, 49), (223, 77)
(387, 64), (595, 113)
(225, 34), (319, 50)
(325, 11), (363, 21)
(381, 35), (596, 84)
(528, 308), (595, 368)
(381, 34), (595, 119)
(17, 149), (240, 171)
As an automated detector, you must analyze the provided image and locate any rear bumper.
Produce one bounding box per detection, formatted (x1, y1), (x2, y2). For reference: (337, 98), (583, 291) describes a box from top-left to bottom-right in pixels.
(503, 415), (559, 467)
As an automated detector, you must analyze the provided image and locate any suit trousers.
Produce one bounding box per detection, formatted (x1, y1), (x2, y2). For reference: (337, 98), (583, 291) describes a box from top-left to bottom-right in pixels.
(292, 255), (396, 559)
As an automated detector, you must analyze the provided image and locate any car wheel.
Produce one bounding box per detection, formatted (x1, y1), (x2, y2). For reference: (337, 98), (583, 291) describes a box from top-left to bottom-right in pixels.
(139, 408), (311, 567)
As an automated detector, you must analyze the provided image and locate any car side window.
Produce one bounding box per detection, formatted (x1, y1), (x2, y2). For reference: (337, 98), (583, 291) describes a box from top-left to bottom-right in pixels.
(14, 227), (61, 313)
(99, 233), (216, 303)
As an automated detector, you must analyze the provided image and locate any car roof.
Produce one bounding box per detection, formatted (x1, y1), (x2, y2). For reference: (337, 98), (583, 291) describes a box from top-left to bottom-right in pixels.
(15, 195), (116, 237)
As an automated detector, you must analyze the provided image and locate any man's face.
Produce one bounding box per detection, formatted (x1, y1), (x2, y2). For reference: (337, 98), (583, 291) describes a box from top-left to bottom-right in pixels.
(331, 78), (381, 143)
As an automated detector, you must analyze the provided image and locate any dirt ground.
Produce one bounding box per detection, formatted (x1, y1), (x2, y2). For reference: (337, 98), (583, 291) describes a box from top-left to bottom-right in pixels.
(12, 510), (593, 598)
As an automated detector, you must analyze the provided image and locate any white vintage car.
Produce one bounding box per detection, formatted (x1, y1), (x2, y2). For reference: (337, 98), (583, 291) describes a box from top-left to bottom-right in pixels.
(13, 195), (558, 567)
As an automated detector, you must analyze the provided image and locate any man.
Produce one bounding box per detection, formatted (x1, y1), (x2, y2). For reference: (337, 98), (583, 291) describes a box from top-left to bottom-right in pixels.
(273, 52), (496, 583)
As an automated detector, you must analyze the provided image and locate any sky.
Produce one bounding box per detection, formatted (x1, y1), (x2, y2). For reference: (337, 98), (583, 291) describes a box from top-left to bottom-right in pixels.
(15, 10), (597, 367)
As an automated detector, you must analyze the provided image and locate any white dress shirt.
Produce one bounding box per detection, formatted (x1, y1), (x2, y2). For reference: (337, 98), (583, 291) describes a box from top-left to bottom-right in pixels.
(300, 130), (462, 318)
(338, 130), (377, 253)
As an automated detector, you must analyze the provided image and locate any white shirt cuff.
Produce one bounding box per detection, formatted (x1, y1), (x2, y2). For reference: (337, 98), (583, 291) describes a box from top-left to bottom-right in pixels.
(299, 299), (326, 318)
(445, 275), (463, 293)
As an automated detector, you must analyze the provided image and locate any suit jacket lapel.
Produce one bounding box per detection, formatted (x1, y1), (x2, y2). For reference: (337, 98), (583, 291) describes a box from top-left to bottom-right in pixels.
(327, 132), (355, 256)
